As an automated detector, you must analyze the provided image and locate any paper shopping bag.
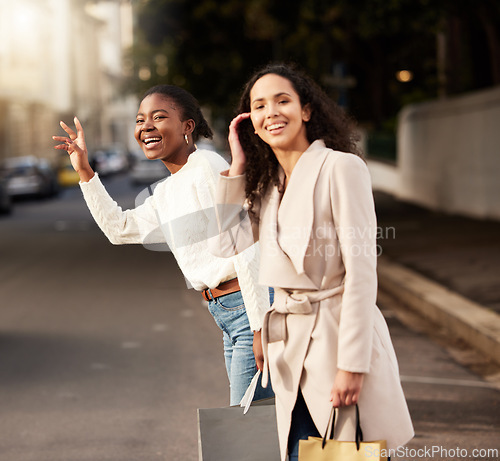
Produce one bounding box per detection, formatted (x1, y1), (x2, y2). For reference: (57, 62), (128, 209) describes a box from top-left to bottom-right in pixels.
(197, 397), (280, 461)
(299, 436), (387, 460)
(299, 404), (387, 460)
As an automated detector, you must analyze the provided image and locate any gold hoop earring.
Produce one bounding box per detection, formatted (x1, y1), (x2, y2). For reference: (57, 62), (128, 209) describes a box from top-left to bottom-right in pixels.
(184, 134), (189, 145)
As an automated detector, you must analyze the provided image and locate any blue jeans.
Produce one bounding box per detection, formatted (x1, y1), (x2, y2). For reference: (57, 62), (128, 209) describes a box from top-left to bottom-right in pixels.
(288, 388), (321, 461)
(207, 289), (274, 406)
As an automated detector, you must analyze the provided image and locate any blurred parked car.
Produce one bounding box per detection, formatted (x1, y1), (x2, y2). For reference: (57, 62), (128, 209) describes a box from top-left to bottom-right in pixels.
(0, 177), (12, 214)
(129, 157), (170, 185)
(57, 154), (81, 187)
(90, 146), (129, 177)
(0, 156), (59, 198)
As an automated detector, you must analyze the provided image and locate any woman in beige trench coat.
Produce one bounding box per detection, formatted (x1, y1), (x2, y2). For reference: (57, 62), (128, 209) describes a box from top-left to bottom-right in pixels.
(211, 64), (414, 461)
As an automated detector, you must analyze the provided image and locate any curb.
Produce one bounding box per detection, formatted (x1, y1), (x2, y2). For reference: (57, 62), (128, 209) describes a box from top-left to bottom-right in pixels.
(377, 256), (500, 367)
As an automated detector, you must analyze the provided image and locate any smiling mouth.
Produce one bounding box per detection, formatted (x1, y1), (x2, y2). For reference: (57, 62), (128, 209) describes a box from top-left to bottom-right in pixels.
(266, 123), (286, 132)
(143, 137), (162, 147)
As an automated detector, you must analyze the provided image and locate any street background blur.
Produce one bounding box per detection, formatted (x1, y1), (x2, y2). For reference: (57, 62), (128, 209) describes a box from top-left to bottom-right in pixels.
(0, 1), (499, 460)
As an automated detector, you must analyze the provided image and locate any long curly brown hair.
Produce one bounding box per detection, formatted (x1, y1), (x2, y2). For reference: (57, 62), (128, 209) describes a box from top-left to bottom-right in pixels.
(236, 63), (361, 218)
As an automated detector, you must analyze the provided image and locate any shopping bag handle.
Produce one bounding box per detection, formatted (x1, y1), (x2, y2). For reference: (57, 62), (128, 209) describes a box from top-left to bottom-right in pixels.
(322, 404), (363, 450)
(239, 370), (261, 414)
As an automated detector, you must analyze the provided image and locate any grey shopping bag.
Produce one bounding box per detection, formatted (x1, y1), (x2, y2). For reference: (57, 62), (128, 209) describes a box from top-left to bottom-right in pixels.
(197, 397), (280, 461)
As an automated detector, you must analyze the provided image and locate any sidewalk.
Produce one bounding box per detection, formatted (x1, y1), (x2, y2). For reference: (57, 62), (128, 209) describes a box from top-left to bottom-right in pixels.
(380, 298), (500, 461)
(373, 192), (500, 459)
(374, 191), (500, 370)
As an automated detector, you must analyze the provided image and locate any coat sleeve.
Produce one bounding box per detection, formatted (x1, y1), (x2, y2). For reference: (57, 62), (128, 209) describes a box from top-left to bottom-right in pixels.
(197, 164), (270, 331)
(330, 154), (378, 373)
(232, 242), (270, 331)
(80, 173), (165, 245)
(208, 172), (260, 258)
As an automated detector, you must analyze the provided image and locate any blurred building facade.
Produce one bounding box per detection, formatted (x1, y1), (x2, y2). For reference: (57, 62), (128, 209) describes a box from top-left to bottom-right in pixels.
(0, 0), (136, 165)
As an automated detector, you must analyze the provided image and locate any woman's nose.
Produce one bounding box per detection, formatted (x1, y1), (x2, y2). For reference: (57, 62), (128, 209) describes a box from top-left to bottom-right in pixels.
(266, 103), (278, 118)
(142, 118), (154, 130)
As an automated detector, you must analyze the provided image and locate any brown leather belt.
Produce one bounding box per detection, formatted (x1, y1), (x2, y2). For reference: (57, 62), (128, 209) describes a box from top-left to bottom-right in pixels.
(202, 278), (240, 302)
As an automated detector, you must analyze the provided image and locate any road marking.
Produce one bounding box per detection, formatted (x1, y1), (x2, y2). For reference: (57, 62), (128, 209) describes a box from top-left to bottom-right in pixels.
(121, 341), (141, 349)
(90, 363), (110, 370)
(400, 375), (498, 389)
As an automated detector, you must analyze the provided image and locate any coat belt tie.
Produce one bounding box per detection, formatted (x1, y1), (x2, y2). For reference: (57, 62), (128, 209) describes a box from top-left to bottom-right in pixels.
(261, 284), (344, 388)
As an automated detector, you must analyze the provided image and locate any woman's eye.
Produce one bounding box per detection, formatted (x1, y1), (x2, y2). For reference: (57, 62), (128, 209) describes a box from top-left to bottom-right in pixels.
(135, 119), (143, 124)
(278, 100), (289, 104)
(154, 115), (165, 121)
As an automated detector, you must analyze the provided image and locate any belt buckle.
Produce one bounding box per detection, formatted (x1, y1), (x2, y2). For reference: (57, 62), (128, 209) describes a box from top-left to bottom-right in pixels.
(202, 288), (212, 302)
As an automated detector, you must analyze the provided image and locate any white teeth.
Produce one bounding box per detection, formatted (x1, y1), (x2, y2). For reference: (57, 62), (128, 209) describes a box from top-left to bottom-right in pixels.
(267, 123), (286, 131)
(144, 137), (161, 144)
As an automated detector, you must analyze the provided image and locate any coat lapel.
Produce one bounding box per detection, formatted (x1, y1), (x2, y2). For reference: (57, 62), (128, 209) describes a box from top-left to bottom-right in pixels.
(259, 186), (315, 288)
(258, 140), (329, 289)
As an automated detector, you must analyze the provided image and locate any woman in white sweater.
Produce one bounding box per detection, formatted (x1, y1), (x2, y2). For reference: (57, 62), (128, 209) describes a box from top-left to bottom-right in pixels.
(52, 85), (273, 405)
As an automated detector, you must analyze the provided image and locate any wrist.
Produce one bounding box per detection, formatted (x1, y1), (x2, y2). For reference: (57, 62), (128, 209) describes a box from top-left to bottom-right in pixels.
(228, 162), (245, 177)
(78, 166), (95, 183)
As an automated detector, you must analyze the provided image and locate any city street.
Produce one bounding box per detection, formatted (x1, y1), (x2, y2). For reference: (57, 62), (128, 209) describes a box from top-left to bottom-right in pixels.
(1, 173), (499, 461)
(0, 175), (228, 461)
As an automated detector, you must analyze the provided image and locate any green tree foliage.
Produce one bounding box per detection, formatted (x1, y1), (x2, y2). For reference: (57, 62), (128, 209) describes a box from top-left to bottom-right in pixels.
(126, 0), (500, 130)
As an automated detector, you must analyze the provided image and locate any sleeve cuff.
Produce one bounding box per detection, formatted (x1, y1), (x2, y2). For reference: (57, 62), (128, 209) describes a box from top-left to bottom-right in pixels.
(79, 172), (99, 186)
(216, 172), (247, 206)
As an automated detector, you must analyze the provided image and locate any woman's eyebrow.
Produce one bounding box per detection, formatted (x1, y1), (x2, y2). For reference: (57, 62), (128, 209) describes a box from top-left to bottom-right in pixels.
(136, 109), (170, 117)
(251, 92), (292, 105)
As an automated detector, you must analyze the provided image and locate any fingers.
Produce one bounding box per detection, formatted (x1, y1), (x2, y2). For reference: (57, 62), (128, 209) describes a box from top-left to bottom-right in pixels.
(233, 112), (251, 123)
(52, 137), (84, 155)
(330, 390), (341, 408)
(253, 349), (264, 371)
(330, 370), (364, 407)
(53, 117), (86, 155)
(60, 120), (76, 140)
(330, 390), (358, 407)
(229, 112), (251, 131)
(253, 331), (264, 371)
(52, 135), (72, 152)
(74, 116), (85, 140)
(52, 135), (69, 143)
(59, 117), (84, 139)
(330, 388), (349, 407)
(52, 135), (72, 150)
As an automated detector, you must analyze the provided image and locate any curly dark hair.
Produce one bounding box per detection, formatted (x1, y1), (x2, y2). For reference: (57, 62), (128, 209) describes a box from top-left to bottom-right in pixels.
(142, 85), (213, 142)
(236, 63), (361, 217)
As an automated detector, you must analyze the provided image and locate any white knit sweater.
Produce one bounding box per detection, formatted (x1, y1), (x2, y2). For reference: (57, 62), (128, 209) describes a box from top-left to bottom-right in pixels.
(80, 149), (269, 331)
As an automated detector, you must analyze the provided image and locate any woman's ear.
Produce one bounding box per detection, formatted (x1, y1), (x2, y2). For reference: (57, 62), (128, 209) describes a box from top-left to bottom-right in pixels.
(184, 119), (195, 135)
(302, 104), (312, 122)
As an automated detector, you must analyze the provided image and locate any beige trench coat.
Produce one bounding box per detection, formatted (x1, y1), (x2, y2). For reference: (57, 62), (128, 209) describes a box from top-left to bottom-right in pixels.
(213, 140), (414, 461)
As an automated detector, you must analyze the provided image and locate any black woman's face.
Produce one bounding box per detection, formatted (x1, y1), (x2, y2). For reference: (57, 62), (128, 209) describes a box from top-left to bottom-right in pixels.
(134, 94), (188, 166)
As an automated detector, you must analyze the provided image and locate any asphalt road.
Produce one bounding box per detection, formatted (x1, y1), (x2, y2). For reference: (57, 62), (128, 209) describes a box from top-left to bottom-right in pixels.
(1, 173), (498, 461)
(0, 175), (228, 461)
